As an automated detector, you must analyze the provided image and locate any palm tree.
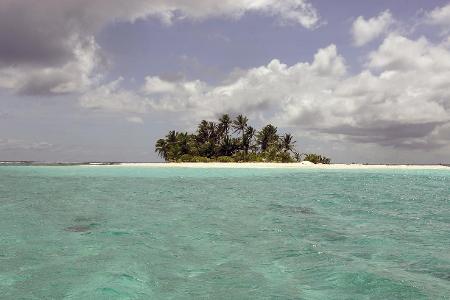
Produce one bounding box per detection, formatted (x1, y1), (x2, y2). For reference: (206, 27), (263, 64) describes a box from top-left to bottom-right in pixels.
(232, 114), (248, 151)
(207, 122), (217, 139)
(219, 135), (236, 156)
(162, 130), (178, 160)
(207, 121), (218, 157)
(197, 120), (209, 144)
(218, 114), (232, 139)
(242, 125), (255, 155)
(166, 130), (177, 144)
(281, 133), (296, 153)
(256, 124), (278, 152)
(176, 132), (190, 155)
(155, 138), (168, 160)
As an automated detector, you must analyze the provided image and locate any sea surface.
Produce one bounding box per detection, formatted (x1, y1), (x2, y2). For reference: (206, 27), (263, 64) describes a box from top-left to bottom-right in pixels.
(0, 166), (449, 299)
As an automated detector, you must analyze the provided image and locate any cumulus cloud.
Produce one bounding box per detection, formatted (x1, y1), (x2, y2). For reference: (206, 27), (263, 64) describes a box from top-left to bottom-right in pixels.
(426, 3), (450, 28)
(351, 10), (394, 46)
(0, 0), (320, 96)
(134, 45), (346, 116)
(0, 37), (100, 95)
(82, 34), (450, 149)
(368, 34), (450, 72)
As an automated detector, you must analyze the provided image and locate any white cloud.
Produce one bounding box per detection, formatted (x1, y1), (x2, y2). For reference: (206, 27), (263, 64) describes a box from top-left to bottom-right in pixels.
(143, 77), (178, 94)
(81, 34), (450, 149)
(351, 10), (394, 46)
(142, 0), (321, 28)
(142, 76), (207, 112)
(368, 34), (450, 72)
(426, 3), (450, 28)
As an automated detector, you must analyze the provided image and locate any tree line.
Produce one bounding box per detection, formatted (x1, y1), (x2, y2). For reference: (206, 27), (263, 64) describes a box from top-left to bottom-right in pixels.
(155, 114), (330, 163)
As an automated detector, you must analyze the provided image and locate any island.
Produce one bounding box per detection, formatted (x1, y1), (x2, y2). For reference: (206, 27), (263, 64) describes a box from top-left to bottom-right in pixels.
(155, 114), (331, 164)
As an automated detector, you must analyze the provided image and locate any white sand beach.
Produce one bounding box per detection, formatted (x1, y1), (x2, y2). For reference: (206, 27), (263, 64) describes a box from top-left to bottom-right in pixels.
(111, 162), (450, 170)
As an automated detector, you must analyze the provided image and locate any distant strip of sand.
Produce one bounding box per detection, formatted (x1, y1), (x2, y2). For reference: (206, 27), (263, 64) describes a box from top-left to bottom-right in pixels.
(109, 162), (450, 170)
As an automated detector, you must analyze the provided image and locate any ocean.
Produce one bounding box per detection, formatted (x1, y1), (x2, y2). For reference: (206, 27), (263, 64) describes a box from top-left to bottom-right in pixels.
(0, 166), (449, 299)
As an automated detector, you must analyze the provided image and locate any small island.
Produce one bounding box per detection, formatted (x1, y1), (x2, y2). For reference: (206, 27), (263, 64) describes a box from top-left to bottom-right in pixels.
(155, 114), (330, 164)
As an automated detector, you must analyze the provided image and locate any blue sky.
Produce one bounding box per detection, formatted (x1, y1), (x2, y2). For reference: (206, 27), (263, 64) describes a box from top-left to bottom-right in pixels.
(1, 0), (450, 163)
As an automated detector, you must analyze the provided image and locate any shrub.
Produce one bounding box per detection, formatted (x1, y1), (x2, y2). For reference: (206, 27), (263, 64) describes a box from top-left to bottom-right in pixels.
(216, 156), (235, 163)
(192, 156), (210, 162)
(178, 154), (194, 162)
(278, 152), (295, 163)
(303, 153), (331, 164)
(232, 152), (246, 162)
(246, 152), (264, 162)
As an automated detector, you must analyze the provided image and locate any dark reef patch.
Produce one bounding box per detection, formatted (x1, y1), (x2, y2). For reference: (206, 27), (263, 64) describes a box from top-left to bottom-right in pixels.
(269, 203), (315, 215)
(64, 222), (99, 233)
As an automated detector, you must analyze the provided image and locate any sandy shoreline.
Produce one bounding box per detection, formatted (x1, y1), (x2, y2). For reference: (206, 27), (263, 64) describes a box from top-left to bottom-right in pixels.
(109, 162), (450, 170)
(1, 161), (449, 170)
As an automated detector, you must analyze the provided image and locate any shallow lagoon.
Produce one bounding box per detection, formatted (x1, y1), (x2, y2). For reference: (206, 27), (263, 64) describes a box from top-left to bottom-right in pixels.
(1, 166), (449, 299)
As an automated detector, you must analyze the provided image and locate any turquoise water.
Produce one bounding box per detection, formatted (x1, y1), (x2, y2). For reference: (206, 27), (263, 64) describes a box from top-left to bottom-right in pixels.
(0, 166), (449, 299)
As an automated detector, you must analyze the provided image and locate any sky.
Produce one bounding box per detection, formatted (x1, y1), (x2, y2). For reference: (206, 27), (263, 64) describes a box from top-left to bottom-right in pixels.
(0, 0), (450, 163)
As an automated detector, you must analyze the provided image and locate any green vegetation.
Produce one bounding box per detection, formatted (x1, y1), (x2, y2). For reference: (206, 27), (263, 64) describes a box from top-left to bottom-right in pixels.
(155, 114), (331, 163)
(303, 153), (331, 164)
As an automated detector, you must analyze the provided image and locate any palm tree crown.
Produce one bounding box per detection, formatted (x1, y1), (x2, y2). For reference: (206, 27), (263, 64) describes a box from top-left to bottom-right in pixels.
(281, 133), (296, 153)
(218, 114), (231, 138)
(256, 124), (278, 152)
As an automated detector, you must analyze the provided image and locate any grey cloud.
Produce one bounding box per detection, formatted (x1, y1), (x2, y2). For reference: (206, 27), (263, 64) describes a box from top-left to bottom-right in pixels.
(325, 122), (443, 148)
(0, 36), (100, 95)
(0, 2), (74, 67)
(0, 0), (320, 96)
(0, 138), (54, 151)
(15, 72), (75, 96)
